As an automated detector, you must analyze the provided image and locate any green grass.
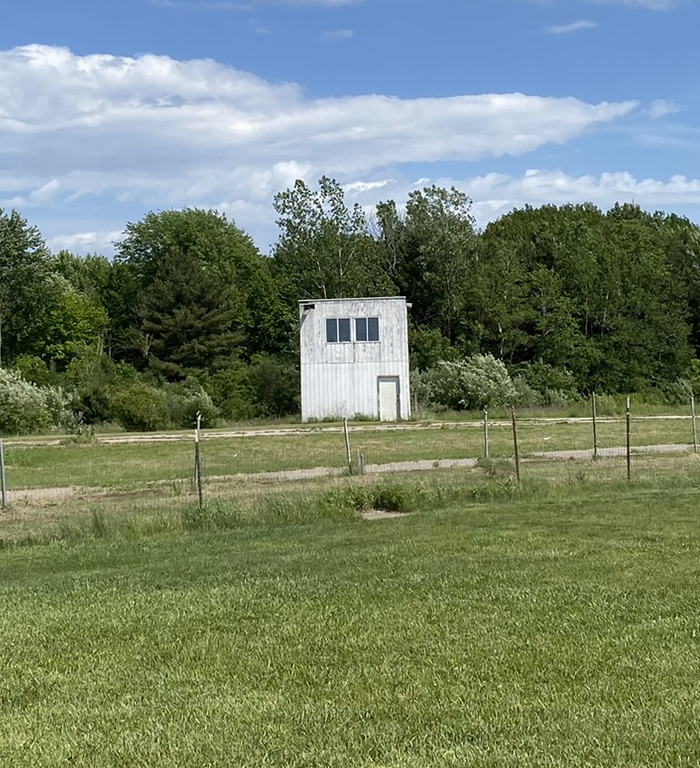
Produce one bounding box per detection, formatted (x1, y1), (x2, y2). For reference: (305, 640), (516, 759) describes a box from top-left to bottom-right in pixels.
(0, 469), (698, 766)
(4, 416), (699, 490)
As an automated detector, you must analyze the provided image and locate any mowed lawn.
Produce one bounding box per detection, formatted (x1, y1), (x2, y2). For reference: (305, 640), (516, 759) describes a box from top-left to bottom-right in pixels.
(5, 416), (698, 489)
(1, 483), (698, 766)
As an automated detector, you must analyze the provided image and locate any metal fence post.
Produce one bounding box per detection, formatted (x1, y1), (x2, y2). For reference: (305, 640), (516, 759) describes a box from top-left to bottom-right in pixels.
(591, 392), (598, 460)
(483, 407), (490, 460)
(511, 406), (521, 483)
(626, 397), (632, 482)
(0, 439), (7, 509)
(343, 418), (353, 475)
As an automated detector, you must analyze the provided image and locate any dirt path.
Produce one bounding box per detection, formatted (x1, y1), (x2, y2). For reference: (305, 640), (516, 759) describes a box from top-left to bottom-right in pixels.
(7, 442), (694, 505)
(5, 415), (694, 447)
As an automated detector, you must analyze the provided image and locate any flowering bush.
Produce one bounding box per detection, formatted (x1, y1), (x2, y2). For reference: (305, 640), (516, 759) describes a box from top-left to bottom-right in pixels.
(419, 354), (516, 411)
(0, 368), (69, 434)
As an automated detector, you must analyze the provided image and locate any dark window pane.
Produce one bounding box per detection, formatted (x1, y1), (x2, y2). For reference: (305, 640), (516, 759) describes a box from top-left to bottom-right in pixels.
(338, 317), (351, 342)
(368, 317), (379, 342)
(356, 317), (368, 342)
(326, 318), (338, 343)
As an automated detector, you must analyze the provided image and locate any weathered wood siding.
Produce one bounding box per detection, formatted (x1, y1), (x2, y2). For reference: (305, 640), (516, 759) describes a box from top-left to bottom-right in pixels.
(299, 297), (411, 421)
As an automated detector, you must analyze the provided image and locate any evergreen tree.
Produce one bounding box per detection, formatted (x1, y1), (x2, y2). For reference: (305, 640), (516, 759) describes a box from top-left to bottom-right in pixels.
(139, 250), (242, 381)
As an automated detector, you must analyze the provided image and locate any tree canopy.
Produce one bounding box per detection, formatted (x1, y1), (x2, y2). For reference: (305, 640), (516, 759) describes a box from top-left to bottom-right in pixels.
(3, 184), (700, 431)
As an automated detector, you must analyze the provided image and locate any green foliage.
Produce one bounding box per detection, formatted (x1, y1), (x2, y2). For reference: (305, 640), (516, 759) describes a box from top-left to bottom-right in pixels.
(419, 354), (516, 411)
(409, 325), (457, 371)
(0, 368), (69, 435)
(108, 383), (170, 432)
(117, 208), (284, 360)
(13, 356), (52, 387)
(35, 278), (110, 366)
(204, 364), (256, 420)
(247, 353), (300, 417)
(514, 362), (582, 406)
(378, 186), (477, 344)
(63, 344), (138, 424)
(166, 378), (220, 429)
(138, 249), (242, 380)
(346, 483), (416, 513)
(273, 176), (393, 301)
(0, 208), (53, 366)
(5, 190), (700, 429)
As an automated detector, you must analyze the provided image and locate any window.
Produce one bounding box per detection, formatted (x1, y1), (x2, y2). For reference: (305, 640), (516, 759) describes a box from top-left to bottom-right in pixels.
(356, 317), (380, 342)
(326, 317), (351, 343)
(327, 316), (379, 343)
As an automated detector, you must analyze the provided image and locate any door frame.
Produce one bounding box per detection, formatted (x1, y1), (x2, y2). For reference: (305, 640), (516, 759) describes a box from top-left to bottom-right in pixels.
(377, 375), (401, 422)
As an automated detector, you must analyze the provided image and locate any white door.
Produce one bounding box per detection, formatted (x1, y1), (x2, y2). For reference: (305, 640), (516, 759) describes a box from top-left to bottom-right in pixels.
(378, 377), (400, 422)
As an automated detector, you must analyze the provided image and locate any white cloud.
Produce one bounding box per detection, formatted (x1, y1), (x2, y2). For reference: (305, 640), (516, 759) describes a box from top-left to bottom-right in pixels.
(0, 44), (646, 252)
(51, 169), (700, 255)
(547, 20), (597, 34)
(323, 28), (354, 39)
(47, 230), (122, 254)
(648, 99), (682, 119)
(342, 170), (700, 229)
(0, 45), (635, 205)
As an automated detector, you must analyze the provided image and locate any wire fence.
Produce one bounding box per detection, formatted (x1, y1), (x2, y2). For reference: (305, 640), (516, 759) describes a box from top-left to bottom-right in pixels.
(2, 397), (700, 508)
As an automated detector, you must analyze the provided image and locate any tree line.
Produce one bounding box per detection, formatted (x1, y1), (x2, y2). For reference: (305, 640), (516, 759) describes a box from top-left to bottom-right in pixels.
(2, 176), (700, 433)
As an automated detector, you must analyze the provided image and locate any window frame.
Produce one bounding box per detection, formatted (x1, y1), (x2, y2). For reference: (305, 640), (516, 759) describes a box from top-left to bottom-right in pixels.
(326, 315), (380, 344)
(326, 317), (352, 344)
(355, 316), (380, 343)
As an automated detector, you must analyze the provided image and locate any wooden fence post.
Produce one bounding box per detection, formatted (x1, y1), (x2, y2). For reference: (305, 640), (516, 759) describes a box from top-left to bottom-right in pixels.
(591, 391), (598, 460)
(691, 395), (698, 455)
(483, 407), (490, 460)
(626, 397), (632, 482)
(343, 418), (353, 475)
(511, 406), (521, 483)
(194, 412), (203, 508)
(0, 439), (7, 509)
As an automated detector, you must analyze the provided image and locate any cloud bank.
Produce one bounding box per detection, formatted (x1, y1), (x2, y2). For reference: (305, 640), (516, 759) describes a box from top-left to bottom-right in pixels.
(0, 44), (660, 252)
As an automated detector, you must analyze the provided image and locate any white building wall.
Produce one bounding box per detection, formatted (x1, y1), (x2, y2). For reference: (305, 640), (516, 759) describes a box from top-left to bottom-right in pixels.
(300, 297), (411, 421)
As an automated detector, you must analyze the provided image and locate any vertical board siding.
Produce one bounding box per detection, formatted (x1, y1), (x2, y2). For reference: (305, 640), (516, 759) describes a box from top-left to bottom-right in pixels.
(300, 297), (411, 421)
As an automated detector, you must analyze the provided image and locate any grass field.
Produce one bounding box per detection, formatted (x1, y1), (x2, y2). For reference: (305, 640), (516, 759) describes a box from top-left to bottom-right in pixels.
(0, 462), (698, 766)
(3, 415), (698, 490)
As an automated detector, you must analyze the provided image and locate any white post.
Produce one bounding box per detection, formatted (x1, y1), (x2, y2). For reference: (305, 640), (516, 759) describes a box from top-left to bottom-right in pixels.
(194, 412), (203, 507)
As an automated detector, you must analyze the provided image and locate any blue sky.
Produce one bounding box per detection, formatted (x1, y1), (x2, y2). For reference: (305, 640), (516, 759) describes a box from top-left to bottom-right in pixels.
(1, 0), (699, 254)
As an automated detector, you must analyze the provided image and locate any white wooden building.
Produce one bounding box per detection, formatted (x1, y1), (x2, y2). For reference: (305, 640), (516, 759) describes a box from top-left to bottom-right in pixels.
(299, 297), (411, 422)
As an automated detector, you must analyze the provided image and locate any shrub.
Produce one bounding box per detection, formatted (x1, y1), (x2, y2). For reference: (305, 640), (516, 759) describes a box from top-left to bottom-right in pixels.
(204, 364), (256, 420)
(511, 376), (544, 408)
(109, 383), (170, 431)
(63, 344), (139, 424)
(409, 326), (457, 371)
(167, 378), (220, 429)
(0, 368), (69, 435)
(420, 354), (516, 411)
(247, 353), (300, 417)
(13, 355), (53, 387)
(517, 362), (581, 406)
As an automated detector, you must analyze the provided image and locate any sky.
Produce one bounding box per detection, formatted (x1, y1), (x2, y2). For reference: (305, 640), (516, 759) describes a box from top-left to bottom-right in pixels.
(1, 0), (699, 255)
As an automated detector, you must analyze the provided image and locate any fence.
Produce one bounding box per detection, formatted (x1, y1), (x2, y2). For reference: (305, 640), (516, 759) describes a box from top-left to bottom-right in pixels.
(2, 396), (700, 507)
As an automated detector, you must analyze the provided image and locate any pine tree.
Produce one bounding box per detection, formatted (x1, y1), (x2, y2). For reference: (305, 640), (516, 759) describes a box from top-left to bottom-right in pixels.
(139, 250), (242, 380)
